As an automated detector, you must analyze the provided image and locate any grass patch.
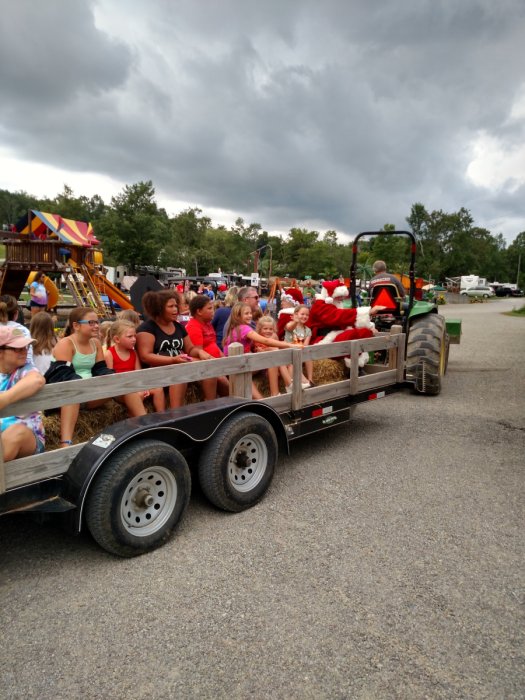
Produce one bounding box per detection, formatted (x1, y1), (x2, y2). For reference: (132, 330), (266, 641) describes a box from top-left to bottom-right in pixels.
(504, 304), (525, 317)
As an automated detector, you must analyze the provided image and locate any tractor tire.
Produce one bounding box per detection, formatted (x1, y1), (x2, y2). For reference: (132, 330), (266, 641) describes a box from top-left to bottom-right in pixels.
(406, 314), (448, 396)
(85, 440), (191, 557)
(197, 412), (277, 512)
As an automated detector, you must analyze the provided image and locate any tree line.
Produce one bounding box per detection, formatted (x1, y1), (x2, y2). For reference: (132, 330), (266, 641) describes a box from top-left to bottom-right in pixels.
(1, 181), (523, 287)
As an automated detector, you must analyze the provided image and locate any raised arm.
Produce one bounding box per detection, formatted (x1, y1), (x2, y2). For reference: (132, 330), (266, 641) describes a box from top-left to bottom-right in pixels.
(247, 330), (295, 350)
(0, 369), (45, 411)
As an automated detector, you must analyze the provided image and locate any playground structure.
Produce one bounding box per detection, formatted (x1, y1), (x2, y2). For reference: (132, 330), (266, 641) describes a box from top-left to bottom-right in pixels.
(0, 210), (133, 315)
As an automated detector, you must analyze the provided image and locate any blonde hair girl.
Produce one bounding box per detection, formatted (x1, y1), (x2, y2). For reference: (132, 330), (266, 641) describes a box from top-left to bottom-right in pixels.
(223, 303), (295, 399)
(29, 312), (57, 375)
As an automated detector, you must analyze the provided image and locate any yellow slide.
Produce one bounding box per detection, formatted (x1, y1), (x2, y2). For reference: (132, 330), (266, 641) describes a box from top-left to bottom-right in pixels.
(26, 272), (60, 308)
(92, 272), (135, 310)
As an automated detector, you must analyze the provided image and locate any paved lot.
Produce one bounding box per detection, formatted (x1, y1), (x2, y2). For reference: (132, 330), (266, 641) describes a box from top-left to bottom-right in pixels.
(1, 298), (524, 699)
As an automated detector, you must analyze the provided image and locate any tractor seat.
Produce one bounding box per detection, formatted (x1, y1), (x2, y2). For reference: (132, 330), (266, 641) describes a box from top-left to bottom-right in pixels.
(370, 283), (403, 315)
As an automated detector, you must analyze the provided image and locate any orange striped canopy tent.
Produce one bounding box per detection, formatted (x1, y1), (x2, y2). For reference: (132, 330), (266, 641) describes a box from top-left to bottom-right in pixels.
(16, 210), (100, 247)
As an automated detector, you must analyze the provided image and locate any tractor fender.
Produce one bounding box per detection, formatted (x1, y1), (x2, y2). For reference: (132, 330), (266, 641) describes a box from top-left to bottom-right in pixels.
(63, 397), (288, 533)
(407, 301), (438, 323)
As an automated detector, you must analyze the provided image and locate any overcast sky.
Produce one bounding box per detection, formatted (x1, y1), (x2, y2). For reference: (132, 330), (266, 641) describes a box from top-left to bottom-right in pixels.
(1, 0), (524, 243)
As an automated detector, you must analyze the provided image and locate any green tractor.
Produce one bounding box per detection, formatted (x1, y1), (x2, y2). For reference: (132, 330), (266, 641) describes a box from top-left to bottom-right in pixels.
(350, 230), (461, 396)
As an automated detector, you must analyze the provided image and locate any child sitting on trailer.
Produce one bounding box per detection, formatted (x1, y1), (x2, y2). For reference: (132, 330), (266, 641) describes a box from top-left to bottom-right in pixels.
(223, 304), (295, 400)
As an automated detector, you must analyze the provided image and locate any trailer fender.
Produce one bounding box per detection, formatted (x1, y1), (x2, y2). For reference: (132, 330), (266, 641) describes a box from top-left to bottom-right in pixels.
(64, 397), (288, 533)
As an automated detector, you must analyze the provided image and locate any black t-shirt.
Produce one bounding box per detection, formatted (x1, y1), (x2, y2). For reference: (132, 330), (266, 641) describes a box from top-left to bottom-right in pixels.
(137, 319), (188, 367)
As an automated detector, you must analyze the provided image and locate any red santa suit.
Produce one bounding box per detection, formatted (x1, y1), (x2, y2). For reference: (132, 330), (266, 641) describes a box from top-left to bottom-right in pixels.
(307, 281), (375, 351)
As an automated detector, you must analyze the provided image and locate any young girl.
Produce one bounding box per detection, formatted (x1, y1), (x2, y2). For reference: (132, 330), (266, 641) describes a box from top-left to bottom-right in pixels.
(98, 320), (113, 352)
(29, 312), (57, 376)
(117, 308), (141, 326)
(29, 271), (48, 316)
(52, 308), (145, 446)
(254, 316), (293, 396)
(176, 292), (193, 328)
(223, 303), (296, 400)
(105, 319), (165, 412)
(284, 304), (314, 386)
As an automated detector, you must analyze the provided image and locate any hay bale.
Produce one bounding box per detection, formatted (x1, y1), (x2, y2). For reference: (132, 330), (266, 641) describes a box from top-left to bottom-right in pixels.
(252, 358), (345, 397)
(313, 358), (345, 384)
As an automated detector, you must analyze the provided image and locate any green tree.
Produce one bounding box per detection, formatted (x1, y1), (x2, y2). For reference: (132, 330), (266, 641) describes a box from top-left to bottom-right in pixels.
(94, 181), (170, 270)
(506, 232), (525, 288)
(0, 188), (36, 228)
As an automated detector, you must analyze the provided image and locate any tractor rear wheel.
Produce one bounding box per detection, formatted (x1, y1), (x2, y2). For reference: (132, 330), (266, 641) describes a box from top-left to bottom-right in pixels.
(406, 314), (448, 396)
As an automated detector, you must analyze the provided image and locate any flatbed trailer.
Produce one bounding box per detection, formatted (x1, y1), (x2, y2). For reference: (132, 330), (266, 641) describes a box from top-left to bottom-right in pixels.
(0, 328), (412, 556)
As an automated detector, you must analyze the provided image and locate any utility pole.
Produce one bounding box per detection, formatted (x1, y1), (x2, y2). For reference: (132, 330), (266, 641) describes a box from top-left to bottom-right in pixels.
(517, 253), (521, 287)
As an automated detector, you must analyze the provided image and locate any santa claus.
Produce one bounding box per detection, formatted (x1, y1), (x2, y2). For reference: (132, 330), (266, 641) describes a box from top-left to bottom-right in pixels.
(307, 281), (383, 365)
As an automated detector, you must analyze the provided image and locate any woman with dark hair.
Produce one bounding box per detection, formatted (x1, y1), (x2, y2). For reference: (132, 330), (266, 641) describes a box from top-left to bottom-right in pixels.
(29, 271), (48, 316)
(136, 290), (212, 408)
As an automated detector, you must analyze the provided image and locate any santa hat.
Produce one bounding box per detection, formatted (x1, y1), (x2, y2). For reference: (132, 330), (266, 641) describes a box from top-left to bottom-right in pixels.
(284, 287), (303, 304)
(316, 280), (349, 304)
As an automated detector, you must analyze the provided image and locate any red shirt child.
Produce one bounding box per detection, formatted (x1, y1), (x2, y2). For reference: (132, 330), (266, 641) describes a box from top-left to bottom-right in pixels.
(186, 298), (223, 358)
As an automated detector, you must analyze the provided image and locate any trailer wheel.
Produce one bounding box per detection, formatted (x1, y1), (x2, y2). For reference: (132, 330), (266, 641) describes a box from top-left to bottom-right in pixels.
(406, 314), (447, 396)
(198, 412), (277, 512)
(85, 440), (191, 557)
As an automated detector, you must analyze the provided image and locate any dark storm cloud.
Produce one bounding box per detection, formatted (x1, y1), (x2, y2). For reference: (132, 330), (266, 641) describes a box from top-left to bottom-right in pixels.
(1, 0), (524, 239)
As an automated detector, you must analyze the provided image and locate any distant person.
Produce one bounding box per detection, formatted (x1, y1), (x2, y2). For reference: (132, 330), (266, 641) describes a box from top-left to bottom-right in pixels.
(238, 287), (260, 328)
(0, 295), (34, 364)
(369, 260), (406, 298)
(29, 271), (48, 315)
(212, 286), (239, 350)
(29, 312), (57, 376)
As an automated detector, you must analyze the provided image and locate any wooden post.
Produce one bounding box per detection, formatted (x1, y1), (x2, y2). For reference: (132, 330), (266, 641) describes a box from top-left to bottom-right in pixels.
(389, 324), (402, 371)
(348, 340), (361, 395)
(291, 346), (304, 411)
(228, 343), (252, 399)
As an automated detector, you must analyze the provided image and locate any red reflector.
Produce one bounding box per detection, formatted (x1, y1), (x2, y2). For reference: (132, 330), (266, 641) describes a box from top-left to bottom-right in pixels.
(368, 393), (377, 401)
(374, 288), (397, 308)
(311, 406), (333, 417)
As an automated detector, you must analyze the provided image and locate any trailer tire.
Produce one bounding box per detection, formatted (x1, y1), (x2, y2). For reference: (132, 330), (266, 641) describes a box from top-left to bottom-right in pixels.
(85, 440), (191, 557)
(198, 412), (277, 512)
(406, 314), (447, 396)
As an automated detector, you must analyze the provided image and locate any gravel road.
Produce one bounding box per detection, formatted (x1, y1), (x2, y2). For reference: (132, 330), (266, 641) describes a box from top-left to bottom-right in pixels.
(1, 298), (524, 699)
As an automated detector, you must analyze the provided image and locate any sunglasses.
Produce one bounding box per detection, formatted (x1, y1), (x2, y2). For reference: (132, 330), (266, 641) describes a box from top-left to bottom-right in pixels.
(77, 320), (100, 326)
(1, 345), (29, 353)
(247, 295), (259, 300)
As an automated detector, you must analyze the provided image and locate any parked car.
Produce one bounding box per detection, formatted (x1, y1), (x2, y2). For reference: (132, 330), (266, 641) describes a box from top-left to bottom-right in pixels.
(460, 286), (495, 298)
(510, 288), (524, 297)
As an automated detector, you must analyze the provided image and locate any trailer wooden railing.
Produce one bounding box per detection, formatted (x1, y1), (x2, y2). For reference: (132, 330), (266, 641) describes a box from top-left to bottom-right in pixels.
(0, 331), (405, 495)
